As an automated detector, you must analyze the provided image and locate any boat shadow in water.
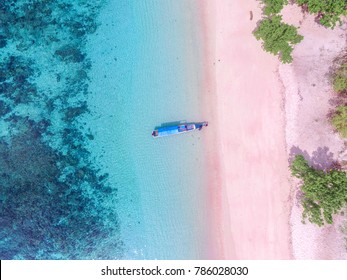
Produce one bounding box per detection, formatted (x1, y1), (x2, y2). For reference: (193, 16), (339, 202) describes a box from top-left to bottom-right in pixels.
(154, 120), (187, 130)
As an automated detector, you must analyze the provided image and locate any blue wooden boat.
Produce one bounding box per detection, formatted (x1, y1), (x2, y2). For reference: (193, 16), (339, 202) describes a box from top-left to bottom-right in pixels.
(152, 121), (208, 138)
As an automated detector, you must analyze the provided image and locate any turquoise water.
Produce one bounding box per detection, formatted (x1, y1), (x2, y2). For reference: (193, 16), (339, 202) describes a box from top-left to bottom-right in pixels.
(0, 0), (208, 259)
(0, 0), (123, 259)
(86, 0), (208, 259)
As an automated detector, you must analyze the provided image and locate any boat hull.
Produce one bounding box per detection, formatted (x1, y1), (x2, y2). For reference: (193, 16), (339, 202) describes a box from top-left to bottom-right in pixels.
(152, 122), (208, 138)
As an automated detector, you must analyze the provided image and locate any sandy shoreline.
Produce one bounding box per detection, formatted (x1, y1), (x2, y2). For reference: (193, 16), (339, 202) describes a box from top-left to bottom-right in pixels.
(201, 0), (292, 259)
(201, 0), (347, 259)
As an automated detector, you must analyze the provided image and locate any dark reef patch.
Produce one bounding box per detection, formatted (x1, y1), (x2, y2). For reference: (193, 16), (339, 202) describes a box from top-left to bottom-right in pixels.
(55, 45), (86, 63)
(0, 35), (7, 48)
(0, 117), (120, 259)
(0, 55), (38, 105)
(0, 0), (123, 259)
(62, 102), (89, 122)
(0, 100), (11, 116)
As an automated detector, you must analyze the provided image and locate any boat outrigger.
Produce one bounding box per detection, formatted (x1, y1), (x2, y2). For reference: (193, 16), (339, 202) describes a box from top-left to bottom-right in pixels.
(152, 121), (208, 138)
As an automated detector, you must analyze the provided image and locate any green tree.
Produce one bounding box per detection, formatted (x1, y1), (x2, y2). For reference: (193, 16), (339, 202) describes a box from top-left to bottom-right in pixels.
(290, 155), (347, 226)
(333, 63), (347, 94)
(262, 0), (288, 15)
(253, 15), (304, 63)
(332, 105), (347, 138)
(296, 0), (347, 28)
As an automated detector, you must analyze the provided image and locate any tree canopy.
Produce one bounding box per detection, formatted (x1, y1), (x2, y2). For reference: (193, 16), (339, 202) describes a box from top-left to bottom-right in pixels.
(256, 1), (347, 63)
(296, 0), (347, 28)
(290, 155), (347, 226)
(262, 0), (288, 15)
(253, 15), (303, 63)
(333, 63), (347, 94)
(332, 105), (347, 138)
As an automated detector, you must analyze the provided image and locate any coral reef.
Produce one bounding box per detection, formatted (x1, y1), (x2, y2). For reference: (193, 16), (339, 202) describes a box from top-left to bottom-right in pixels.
(0, 0), (122, 259)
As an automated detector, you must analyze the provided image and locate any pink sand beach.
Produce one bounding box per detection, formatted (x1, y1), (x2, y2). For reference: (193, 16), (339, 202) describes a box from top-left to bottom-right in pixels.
(200, 0), (347, 259)
(201, 0), (292, 259)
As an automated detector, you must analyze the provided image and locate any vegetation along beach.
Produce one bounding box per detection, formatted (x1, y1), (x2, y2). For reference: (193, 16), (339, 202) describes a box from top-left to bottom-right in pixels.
(0, 0), (346, 260)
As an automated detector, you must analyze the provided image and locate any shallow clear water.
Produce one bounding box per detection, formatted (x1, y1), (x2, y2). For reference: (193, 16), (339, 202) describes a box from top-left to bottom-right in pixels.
(86, 0), (208, 259)
(0, 0), (208, 259)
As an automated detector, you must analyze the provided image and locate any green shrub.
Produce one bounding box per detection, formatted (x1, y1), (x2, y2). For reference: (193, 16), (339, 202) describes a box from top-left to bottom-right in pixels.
(296, 0), (347, 28)
(290, 155), (347, 226)
(332, 105), (347, 138)
(262, 0), (288, 15)
(253, 15), (303, 63)
(333, 63), (347, 94)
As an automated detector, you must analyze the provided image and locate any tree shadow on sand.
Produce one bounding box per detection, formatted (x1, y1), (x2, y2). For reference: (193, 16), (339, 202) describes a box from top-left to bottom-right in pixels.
(289, 145), (340, 172)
